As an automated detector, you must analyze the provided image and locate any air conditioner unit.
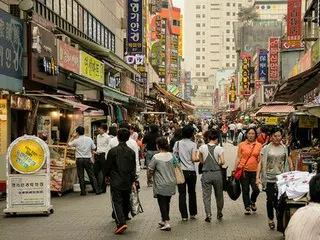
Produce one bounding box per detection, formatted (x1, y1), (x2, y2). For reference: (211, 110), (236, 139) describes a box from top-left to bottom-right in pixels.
(121, 18), (127, 29)
(56, 34), (71, 44)
(71, 43), (79, 49)
(9, 4), (23, 19)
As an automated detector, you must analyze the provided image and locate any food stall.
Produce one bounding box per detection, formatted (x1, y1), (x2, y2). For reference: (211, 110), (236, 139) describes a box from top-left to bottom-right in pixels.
(48, 145), (77, 196)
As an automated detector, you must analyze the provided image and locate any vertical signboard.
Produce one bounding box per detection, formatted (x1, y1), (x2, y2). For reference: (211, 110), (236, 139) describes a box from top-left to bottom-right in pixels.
(287, 0), (302, 44)
(185, 71), (191, 101)
(258, 49), (268, 84)
(268, 37), (279, 82)
(179, 15), (183, 57)
(158, 19), (167, 78)
(229, 78), (236, 105)
(263, 84), (277, 103)
(127, 0), (143, 54)
(241, 57), (250, 95)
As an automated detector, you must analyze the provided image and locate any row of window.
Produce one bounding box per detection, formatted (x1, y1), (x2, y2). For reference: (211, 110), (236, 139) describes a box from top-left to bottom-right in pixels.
(197, 3), (243, 9)
(226, 3), (242, 8)
(39, 0), (116, 52)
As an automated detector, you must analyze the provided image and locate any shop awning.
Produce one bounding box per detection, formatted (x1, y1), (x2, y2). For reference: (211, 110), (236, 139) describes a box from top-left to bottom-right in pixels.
(103, 86), (130, 103)
(274, 64), (320, 102)
(181, 102), (196, 111)
(255, 105), (295, 116)
(56, 28), (140, 76)
(129, 96), (145, 106)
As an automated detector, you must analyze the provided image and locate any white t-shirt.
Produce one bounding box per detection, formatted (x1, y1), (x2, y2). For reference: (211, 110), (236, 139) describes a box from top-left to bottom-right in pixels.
(96, 133), (111, 154)
(229, 124), (236, 131)
(199, 143), (224, 163)
(69, 135), (96, 158)
(236, 123), (243, 130)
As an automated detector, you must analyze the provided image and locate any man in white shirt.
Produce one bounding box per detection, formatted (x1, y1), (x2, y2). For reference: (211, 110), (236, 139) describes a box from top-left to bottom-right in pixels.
(94, 123), (111, 194)
(68, 126), (100, 196)
(228, 122), (236, 141)
(285, 174), (320, 239)
(106, 121), (140, 177)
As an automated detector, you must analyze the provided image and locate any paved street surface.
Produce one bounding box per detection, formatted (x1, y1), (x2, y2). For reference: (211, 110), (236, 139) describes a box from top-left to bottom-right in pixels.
(0, 143), (283, 240)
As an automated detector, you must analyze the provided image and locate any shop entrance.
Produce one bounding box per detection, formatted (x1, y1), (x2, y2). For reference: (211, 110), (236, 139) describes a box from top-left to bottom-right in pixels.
(11, 110), (27, 142)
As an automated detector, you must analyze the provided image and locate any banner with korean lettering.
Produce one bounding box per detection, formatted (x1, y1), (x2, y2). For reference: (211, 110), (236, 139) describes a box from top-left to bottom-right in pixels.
(241, 57), (250, 95)
(79, 51), (105, 83)
(0, 9), (23, 92)
(268, 37), (279, 82)
(127, 0), (143, 54)
(258, 49), (268, 84)
(287, 0), (302, 44)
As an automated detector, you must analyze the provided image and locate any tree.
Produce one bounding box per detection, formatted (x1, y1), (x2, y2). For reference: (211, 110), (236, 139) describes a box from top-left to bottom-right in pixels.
(238, 7), (259, 25)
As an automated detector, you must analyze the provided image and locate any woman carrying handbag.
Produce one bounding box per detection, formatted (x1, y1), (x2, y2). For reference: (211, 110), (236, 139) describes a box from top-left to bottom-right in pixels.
(198, 129), (225, 222)
(233, 128), (263, 215)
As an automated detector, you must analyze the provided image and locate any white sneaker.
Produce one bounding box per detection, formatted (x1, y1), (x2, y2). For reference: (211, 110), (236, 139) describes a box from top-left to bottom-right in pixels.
(190, 215), (197, 219)
(182, 218), (188, 221)
(158, 221), (165, 227)
(160, 224), (171, 231)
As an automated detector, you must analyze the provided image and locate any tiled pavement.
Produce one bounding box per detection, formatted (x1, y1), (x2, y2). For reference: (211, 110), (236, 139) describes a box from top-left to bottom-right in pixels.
(0, 142), (283, 240)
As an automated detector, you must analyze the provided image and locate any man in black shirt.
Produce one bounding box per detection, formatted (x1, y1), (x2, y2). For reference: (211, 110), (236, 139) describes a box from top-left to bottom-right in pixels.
(105, 128), (136, 235)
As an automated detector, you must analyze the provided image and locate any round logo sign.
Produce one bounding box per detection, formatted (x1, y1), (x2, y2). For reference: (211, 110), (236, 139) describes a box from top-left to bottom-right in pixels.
(7, 136), (48, 174)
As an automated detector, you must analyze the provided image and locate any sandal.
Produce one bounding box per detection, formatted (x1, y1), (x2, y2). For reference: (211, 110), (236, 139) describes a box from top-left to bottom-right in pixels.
(244, 208), (251, 215)
(251, 203), (257, 212)
(268, 221), (275, 230)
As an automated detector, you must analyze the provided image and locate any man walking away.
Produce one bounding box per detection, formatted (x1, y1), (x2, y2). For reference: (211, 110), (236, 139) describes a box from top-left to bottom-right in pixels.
(69, 126), (100, 196)
(105, 128), (137, 235)
(94, 123), (110, 193)
(228, 121), (236, 141)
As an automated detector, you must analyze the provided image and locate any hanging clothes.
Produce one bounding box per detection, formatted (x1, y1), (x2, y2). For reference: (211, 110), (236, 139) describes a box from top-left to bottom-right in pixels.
(116, 106), (123, 121)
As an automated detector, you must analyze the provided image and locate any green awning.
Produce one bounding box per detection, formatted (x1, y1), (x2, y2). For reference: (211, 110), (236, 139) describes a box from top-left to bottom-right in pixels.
(56, 28), (141, 76)
(103, 87), (129, 103)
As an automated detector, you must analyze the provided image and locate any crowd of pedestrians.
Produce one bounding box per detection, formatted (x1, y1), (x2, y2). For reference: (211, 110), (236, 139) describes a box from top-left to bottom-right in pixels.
(68, 118), (318, 238)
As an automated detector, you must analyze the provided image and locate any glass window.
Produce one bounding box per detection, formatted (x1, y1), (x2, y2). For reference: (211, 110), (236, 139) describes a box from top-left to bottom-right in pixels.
(196, 40), (200, 43)
(202, 40), (205, 43)
(233, 3), (236, 7)
(162, 1), (168, 8)
(73, 1), (78, 27)
(101, 27), (105, 47)
(84, 10), (87, 35)
(233, 12), (236, 16)
(202, 14), (205, 18)
(196, 23), (200, 27)
(54, 0), (59, 14)
(202, 56), (205, 59)
(226, 63), (230, 67)
(227, 12), (230, 16)
(196, 64), (200, 68)
(196, 56), (200, 59)
(196, 5), (200, 9)
(88, 14), (92, 38)
(227, 3), (230, 7)
(226, 38), (230, 42)
(79, 5), (83, 32)
(46, 0), (53, 10)
(226, 30), (230, 33)
(226, 46), (230, 50)
(202, 72), (205, 76)
(196, 48), (200, 52)
(67, 0), (72, 23)
(226, 55), (230, 58)
(93, 18), (97, 41)
(60, 0), (66, 19)
(196, 72), (200, 76)
(112, 34), (115, 52)
(202, 48), (205, 51)
(109, 31), (112, 50)
(202, 5), (205, 9)
(232, 63), (235, 67)
(238, 3), (242, 8)
(226, 21), (230, 25)
(97, 22), (101, 44)
(196, 14), (200, 18)
(202, 23), (205, 27)
(202, 64), (205, 68)
(202, 31), (205, 35)
(105, 29), (108, 48)
(196, 31), (200, 35)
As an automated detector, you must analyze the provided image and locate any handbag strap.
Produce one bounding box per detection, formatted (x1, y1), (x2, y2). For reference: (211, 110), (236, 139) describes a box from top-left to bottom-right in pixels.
(242, 143), (256, 167)
(207, 145), (220, 166)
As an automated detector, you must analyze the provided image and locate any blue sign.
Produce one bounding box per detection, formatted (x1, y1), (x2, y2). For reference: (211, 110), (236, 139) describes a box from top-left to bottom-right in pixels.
(0, 9), (23, 91)
(258, 49), (268, 84)
(127, 0), (143, 54)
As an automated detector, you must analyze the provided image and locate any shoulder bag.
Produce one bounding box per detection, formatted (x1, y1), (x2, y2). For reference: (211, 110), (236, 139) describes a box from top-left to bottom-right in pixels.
(234, 144), (255, 180)
(171, 147), (185, 185)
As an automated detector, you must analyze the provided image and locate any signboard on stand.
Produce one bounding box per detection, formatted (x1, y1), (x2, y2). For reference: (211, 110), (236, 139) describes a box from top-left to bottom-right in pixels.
(4, 135), (53, 216)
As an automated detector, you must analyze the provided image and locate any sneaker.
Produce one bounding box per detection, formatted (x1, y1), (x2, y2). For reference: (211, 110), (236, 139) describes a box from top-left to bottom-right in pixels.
(158, 221), (165, 227)
(114, 225), (128, 234)
(268, 220), (275, 230)
(244, 208), (251, 215)
(182, 218), (188, 221)
(251, 203), (257, 212)
(217, 213), (223, 220)
(205, 215), (212, 222)
(190, 215), (197, 219)
(160, 224), (171, 231)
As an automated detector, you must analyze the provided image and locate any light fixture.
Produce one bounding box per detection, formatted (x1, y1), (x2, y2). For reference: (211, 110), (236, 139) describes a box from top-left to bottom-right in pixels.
(52, 111), (58, 117)
(18, 0), (34, 12)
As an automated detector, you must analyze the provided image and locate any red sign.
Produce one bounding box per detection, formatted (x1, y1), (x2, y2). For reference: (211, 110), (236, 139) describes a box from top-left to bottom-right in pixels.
(281, 40), (304, 50)
(268, 37), (279, 82)
(287, 0), (302, 44)
(255, 80), (264, 91)
(57, 40), (80, 74)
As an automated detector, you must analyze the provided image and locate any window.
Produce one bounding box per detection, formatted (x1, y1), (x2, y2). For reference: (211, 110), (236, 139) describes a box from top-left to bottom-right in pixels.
(196, 56), (200, 60)
(46, 0), (52, 9)
(60, 0), (66, 19)
(196, 48), (200, 52)
(196, 23), (201, 27)
(233, 3), (236, 7)
(211, 17), (219, 19)
(196, 72), (201, 76)
(73, 1), (78, 27)
(233, 12), (236, 16)
(54, 0), (59, 14)
(202, 72), (205, 76)
(202, 23), (206, 27)
(232, 63), (235, 67)
(173, 20), (180, 26)
(202, 31), (205, 35)
(196, 31), (200, 35)
(202, 14), (205, 18)
(202, 64), (205, 68)
(211, 35), (219, 37)
(196, 40), (201, 43)
(202, 5), (205, 9)
(226, 21), (230, 25)
(232, 55), (235, 59)
(196, 64), (200, 68)
(196, 14), (201, 18)
(238, 4), (242, 8)
(226, 55), (230, 58)
(227, 12), (230, 16)
(162, 1), (169, 8)
(202, 40), (205, 43)
(202, 56), (205, 60)
(196, 5), (201, 9)
(66, 0), (72, 23)
(227, 3), (230, 7)
(226, 63), (230, 67)
(226, 38), (230, 42)
(202, 48), (205, 51)
(226, 30), (230, 33)
(226, 46), (230, 50)
(84, 10), (88, 35)
(232, 46), (235, 50)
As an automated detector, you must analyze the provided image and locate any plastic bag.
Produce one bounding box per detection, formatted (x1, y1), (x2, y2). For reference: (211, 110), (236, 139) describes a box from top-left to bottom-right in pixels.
(130, 181), (144, 217)
(227, 176), (241, 201)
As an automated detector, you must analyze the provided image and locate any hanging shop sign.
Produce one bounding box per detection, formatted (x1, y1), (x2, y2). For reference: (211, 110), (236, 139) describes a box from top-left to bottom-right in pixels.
(281, 40), (304, 50)
(10, 95), (32, 111)
(79, 51), (105, 84)
(127, 0), (143, 54)
(268, 37), (279, 82)
(229, 79), (236, 103)
(241, 57), (250, 95)
(0, 99), (7, 155)
(125, 54), (145, 65)
(120, 77), (135, 96)
(263, 84), (276, 103)
(57, 40), (80, 74)
(30, 21), (58, 87)
(299, 115), (318, 128)
(265, 117), (279, 125)
(0, 9), (23, 92)
(258, 49), (268, 84)
(311, 39), (320, 67)
(287, 0), (302, 45)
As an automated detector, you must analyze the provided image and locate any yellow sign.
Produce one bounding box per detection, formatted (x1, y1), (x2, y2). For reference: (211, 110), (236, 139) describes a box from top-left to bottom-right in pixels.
(79, 51), (105, 83)
(299, 116), (318, 128)
(0, 99), (8, 155)
(265, 117), (279, 125)
(9, 138), (46, 174)
(179, 15), (183, 57)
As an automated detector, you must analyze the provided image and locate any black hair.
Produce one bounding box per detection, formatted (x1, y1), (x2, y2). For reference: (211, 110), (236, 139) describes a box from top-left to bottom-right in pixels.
(309, 174), (320, 203)
(100, 123), (108, 132)
(117, 128), (130, 142)
(246, 127), (258, 139)
(182, 125), (195, 139)
(108, 126), (117, 136)
(76, 126), (85, 135)
(270, 127), (283, 136)
(156, 137), (169, 151)
(119, 121), (130, 130)
(207, 129), (219, 141)
(174, 128), (183, 139)
(150, 124), (159, 133)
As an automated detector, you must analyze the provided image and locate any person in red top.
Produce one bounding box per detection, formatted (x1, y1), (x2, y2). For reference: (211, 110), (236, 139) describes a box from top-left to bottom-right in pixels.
(221, 123), (228, 143)
(233, 128), (263, 215)
(257, 126), (270, 146)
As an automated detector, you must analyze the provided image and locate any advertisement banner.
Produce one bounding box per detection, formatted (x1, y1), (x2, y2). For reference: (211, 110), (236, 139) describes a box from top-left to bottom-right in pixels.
(299, 115), (318, 128)
(127, 0), (143, 54)
(287, 0), (302, 44)
(258, 49), (268, 84)
(281, 40), (304, 50)
(268, 37), (279, 82)
(79, 51), (105, 83)
(311, 39), (320, 67)
(241, 57), (250, 95)
(265, 117), (279, 125)
(0, 99), (7, 155)
(0, 9), (23, 91)
(263, 84), (276, 103)
(57, 40), (80, 74)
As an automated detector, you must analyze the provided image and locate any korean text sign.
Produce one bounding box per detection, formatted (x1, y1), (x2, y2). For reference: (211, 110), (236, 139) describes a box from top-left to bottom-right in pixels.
(268, 37), (279, 82)
(287, 0), (302, 44)
(79, 51), (105, 83)
(258, 49), (268, 84)
(241, 57), (250, 95)
(57, 40), (80, 74)
(0, 9), (23, 81)
(127, 0), (143, 54)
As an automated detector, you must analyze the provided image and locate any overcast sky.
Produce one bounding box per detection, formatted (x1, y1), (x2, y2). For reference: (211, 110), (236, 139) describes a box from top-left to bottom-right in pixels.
(172, 0), (184, 13)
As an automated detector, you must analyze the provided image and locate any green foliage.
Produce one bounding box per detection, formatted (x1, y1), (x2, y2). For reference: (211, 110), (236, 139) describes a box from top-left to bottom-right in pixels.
(238, 7), (259, 25)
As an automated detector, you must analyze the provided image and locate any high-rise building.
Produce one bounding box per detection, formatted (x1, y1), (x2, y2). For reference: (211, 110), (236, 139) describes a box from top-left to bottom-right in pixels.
(183, 0), (252, 110)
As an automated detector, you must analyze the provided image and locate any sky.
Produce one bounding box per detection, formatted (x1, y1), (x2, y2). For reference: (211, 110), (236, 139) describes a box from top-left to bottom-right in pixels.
(172, 0), (184, 13)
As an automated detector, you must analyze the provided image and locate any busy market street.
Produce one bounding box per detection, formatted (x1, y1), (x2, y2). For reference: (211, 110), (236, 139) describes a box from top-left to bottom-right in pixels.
(0, 142), (282, 240)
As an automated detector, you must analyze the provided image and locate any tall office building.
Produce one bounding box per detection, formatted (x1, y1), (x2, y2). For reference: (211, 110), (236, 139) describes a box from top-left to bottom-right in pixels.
(184, 0), (253, 111)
